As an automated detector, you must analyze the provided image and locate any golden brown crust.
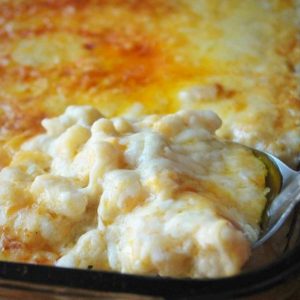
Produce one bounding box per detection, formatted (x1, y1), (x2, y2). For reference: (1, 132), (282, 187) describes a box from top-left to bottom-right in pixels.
(0, 0), (299, 166)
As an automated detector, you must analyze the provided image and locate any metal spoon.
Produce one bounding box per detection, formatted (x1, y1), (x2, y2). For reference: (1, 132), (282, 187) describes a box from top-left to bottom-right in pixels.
(245, 147), (300, 247)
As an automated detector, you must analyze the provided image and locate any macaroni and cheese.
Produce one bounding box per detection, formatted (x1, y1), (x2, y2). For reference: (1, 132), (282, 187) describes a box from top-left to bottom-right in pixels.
(0, 106), (268, 277)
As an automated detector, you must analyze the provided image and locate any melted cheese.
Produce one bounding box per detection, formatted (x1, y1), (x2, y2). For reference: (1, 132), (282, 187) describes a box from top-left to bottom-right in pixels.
(0, 0), (299, 168)
(0, 106), (267, 277)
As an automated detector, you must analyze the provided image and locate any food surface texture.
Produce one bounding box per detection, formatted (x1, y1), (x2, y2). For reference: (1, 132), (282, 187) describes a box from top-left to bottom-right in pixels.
(0, 107), (268, 277)
(0, 0), (299, 167)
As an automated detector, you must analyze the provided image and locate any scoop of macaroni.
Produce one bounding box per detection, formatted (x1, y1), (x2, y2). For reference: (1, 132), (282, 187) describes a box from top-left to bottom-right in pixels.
(0, 106), (268, 278)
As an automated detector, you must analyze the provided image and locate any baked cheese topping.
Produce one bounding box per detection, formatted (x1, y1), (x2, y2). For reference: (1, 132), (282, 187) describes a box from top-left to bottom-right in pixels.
(0, 0), (299, 168)
(0, 106), (268, 277)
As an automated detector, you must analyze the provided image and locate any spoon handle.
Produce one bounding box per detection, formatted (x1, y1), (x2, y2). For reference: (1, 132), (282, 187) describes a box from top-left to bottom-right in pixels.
(254, 172), (300, 247)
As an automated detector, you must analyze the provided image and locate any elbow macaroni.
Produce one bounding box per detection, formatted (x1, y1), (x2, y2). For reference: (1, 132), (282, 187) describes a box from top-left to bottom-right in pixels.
(0, 106), (268, 278)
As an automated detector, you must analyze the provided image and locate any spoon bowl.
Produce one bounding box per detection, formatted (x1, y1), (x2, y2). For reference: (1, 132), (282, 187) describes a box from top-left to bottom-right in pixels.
(240, 146), (299, 247)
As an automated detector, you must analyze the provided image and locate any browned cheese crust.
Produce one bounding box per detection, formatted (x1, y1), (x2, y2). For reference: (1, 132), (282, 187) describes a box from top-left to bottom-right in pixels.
(0, 0), (299, 167)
